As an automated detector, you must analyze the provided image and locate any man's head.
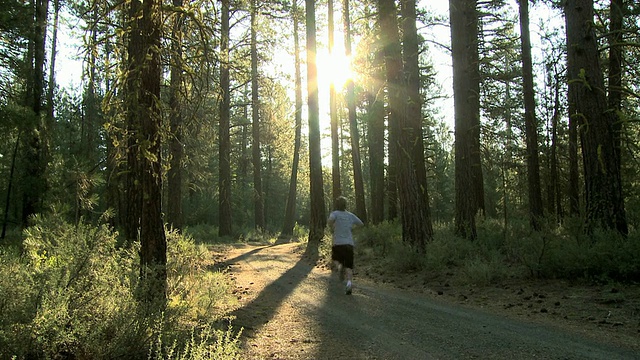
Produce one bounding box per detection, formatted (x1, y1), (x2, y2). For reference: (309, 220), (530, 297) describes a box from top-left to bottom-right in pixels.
(335, 196), (347, 211)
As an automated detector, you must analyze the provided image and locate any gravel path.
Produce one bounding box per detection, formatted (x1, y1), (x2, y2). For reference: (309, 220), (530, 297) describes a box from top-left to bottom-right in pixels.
(224, 243), (639, 360)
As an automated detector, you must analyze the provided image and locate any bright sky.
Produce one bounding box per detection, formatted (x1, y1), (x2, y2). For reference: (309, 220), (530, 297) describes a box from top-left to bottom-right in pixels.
(56, 10), (83, 90)
(55, 0), (563, 142)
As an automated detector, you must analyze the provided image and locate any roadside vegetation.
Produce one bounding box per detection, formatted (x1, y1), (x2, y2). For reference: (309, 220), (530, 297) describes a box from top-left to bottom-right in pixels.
(0, 215), (242, 360)
(353, 218), (640, 286)
(2, 215), (638, 359)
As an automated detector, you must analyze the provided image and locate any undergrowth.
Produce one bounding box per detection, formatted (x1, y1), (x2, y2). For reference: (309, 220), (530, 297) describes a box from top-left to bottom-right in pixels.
(0, 215), (241, 360)
(354, 218), (640, 286)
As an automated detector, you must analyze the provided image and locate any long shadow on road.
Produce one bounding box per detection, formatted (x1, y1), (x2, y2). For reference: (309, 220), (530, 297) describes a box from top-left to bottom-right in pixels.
(309, 280), (639, 359)
(223, 245), (639, 359)
(225, 244), (318, 347)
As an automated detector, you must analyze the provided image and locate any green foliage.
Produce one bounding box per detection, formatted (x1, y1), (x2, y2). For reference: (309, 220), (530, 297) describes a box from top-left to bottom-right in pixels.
(166, 229), (238, 321)
(1, 214), (143, 359)
(520, 227), (640, 282)
(0, 216), (241, 359)
(184, 225), (222, 244)
(356, 219), (640, 287)
(149, 322), (242, 360)
(356, 221), (428, 273)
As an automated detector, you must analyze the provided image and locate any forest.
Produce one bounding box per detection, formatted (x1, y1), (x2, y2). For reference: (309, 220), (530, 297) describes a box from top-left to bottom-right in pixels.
(1, 0), (640, 358)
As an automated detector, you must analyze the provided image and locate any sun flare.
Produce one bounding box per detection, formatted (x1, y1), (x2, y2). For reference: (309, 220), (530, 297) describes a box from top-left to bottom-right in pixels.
(317, 49), (354, 89)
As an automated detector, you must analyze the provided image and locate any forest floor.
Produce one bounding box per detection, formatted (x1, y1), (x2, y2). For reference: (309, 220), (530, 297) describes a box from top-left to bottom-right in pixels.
(213, 242), (640, 359)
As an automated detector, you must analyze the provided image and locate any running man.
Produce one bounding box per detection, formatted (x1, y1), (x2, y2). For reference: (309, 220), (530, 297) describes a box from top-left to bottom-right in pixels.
(327, 196), (364, 295)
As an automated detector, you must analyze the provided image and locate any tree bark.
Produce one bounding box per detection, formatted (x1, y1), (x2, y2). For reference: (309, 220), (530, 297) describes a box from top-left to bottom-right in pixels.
(21, 0), (49, 227)
(218, 0), (233, 237)
(126, 0), (167, 304)
(46, 0), (59, 134)
(567, 85), (580, 217)
(401, 0), (430, 217)
(167, 0), (184, 230)
(379, 0), (431, 252)
(305, 0), (326, 259)
(608, 0), (624, 171)
(564, 0), (627, 235)
(549, 75), (562, 223)
(329, 0), (341, 206)
(344, 0), (367, 222)
(367, 32), (385, 225)
(518, 0), (544, 230)
(281, 1), (303, 238)
(450, 0), (481, 239)
(251, 0), (265, 230)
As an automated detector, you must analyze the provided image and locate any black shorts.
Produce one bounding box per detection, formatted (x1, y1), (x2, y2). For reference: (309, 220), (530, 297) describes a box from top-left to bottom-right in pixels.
(332, 244), (354, 269)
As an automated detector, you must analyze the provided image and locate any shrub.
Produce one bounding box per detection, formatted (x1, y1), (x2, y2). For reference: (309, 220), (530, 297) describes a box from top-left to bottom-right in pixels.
(0, 214), (142, 359)
(150, 323), (242, 360)
(166, 228), (238, 320)
(0, 216), (242, 359)
(184, 225), (220, 244)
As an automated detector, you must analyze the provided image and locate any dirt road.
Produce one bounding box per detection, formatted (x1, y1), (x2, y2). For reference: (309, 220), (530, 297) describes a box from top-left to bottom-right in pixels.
(223, 243), (638, 359)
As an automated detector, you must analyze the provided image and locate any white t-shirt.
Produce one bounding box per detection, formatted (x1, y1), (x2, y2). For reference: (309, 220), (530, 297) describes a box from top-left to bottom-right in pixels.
(328, 210), (364, 246)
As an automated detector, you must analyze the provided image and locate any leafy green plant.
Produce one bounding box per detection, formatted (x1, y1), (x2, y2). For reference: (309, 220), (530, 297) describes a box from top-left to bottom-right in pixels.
(149, 323), (242, 360)
(0, 215), (242, 359)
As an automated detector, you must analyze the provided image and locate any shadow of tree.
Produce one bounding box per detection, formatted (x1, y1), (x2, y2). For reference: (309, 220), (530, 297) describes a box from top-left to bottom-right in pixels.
(225, 244), (318, 343)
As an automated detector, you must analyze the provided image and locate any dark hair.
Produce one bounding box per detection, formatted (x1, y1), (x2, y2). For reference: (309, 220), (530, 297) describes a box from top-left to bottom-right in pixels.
(335, 196), (347, 211)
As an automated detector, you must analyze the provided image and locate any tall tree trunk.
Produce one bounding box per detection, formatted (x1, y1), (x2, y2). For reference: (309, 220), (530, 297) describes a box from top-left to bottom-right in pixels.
(565, 0), (627, 235)
(503, 66), (512, 238)
(167, 0), (184, 230)
(46, 0), (59, 130)
(21, 0), (49, 226)
(367, 32), (385, 225)
(281, 0), (303, 238)
(450, 0), (480, 240)
(218, 0), (233, 237)
(328, 0), (341, 206)
(518, 0), (544, 230)
(2, 136), (20, 240)
(382, 3), (397, 222)
(378, 0), (431, 252)
(126, 0), (167, 304)
(105, 37), (121, 230)
(343, 0), (367, 222)
(549, 72), (562, 223)
(84, 8), (99, 169)
(608, 0), (624, 170)
(567, 87), (580, 216)
(251, 0), (265, 230)
(401, 0), (430, 216)
(305, 0), (326, 259)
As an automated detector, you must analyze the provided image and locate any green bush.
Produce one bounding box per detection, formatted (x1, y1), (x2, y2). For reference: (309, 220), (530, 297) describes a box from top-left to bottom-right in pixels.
(355, 219), (640, 286)
(0, 215), (142, 359)
(149, 322), (242, 360)
(184, 225), (220, 244)
(535, 228), (640, 282)
(356, 221), (399, 257)
(166, 228), (238, 320)
(0, 216), (242, 359)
